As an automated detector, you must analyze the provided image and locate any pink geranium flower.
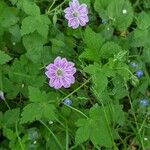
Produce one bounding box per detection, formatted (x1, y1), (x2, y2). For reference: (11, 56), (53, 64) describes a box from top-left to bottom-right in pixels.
(45, 57), (76, 89)
(64, 0), (89, 29)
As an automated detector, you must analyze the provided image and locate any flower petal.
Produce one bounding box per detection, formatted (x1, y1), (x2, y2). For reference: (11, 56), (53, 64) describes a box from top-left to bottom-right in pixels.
(60, 58), (68, 68)
(45, 57), (76, 89)
(68, 18), (80, 29)
(64, 7), (73, 14)
(61, 78), (71, 88)
(49, 78), (55, 87)
(54, 56), (62, 67)
(65, 14), (74, 20)
(46, 64), (57, 70)
(79, 15), (89, 25)
(65, 76), (75, 84)
(53, 79), (62, 89)
(79, 4), (88, 14)
(45, 71), (56, 78)
(65, 68), (76, 75)
(69, 0), (80, 10)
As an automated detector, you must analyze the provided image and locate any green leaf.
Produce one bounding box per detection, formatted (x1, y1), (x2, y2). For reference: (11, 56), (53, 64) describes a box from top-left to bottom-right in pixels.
(3, 108), (20, 127)
(21, 87), (55, 124)
(22, 0), (40, 16)
(20, 103), (42, 124)
(36, 15), (51, 38)
(23, 33), (46, 62)
(0, 4), (19, 28)
(143, 47), (150, 63)
(84, 26), (105, 51)
(84, 64), (108, 93)
(84, 26), (105, 61)
(4, 55), (45, 98)
(84, 63), (101, 74)
(3, 128), (16, 141)
(75, 119), (90, 144)
(75, 104), (124, 146)
(137, 12), (150, 29)
(93, 71), (108, 93)
(20, 103), (55, 124)
(21, 16), (36, 35)
(94, 0), (111, 18)
(75, 104), (113, 147)
(107, 0), (133, 30)
(28, 86), (48, 102)
(100, 42), (122, 59)
(0, 51), (12, 65)
(98, 104), (125, 126)
(21, 15), (50, 38)
(80, 48), (100, 62)
(3, 77), (19, 99)
(112, 76), (128, 100)
(114, 61), (130, 80)
(9, 24), (21, 42)
(131, 28), (150, 47)
(94, 89), (112, 104)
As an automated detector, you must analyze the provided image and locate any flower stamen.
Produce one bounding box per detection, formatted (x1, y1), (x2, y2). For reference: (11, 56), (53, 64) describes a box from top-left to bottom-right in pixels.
(72, 11), (79, 17)
(56, 69), (63, 77)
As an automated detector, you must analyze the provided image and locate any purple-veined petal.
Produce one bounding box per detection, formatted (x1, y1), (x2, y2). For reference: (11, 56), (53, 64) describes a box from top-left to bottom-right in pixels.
(69, 0), (80, 10)
(45, 56), (76, 89)
(79, 4), (88, 14)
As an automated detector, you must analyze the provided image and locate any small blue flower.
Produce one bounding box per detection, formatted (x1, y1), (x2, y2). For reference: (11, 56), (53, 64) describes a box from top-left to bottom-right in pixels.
(0, 91), (5, 100)
(136, 69), (144, 78)
(140, 99), (149, 107)
(130, 62), (138, 67)
(63, 98), (72, 106)
(102, 19), (108, 24)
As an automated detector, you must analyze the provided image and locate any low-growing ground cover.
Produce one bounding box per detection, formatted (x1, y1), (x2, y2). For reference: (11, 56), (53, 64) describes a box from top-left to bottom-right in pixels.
(0, 0), (150, 149)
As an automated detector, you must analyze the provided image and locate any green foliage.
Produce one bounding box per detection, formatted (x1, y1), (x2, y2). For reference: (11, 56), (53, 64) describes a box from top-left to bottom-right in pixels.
(75, 105), (112, 147)
(80, 26), (105, 61)
(21, 0), (40, 16)
(79, 0), (91, 7)
(94, 0), (111, 18)
(75, 104), (124, 147)
(100, 42), (122, 59)
(94, 0), (133, 30)
(0, 2), (19, 28)
(137, 12), (150, 29)
(1, 108), (20, 128)
(3, 55), (45, 98)
(0, 51), (12, 65)
(0, 0), (150, 149)
(20, 87), (55, 124)
(107, 0), (133, 30)
(21, 15), (50, 38)
(23, 33), (47, 62)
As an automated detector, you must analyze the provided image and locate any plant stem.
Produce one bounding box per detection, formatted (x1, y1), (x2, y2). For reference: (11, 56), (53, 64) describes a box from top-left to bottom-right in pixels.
(39, 120), (63, 150)
(61, 77), (91, 102)
(46, 0), (68, 15)
(66, 123), (69, 150)
(125, 83), (145, 150)
(59, 78), (91, 119)
(93, 89), (116, 148)
(47, 0), (56, 13)
(15, 121), (25, 150)
(3, 99), (11, 110)
(138, 113), (149, 134)
(64, 104), (89, 119)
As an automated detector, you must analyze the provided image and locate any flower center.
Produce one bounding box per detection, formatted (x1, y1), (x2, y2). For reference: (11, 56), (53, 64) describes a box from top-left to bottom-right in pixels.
(56, 69), (63, 77)
(72, 11), (79, 17)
